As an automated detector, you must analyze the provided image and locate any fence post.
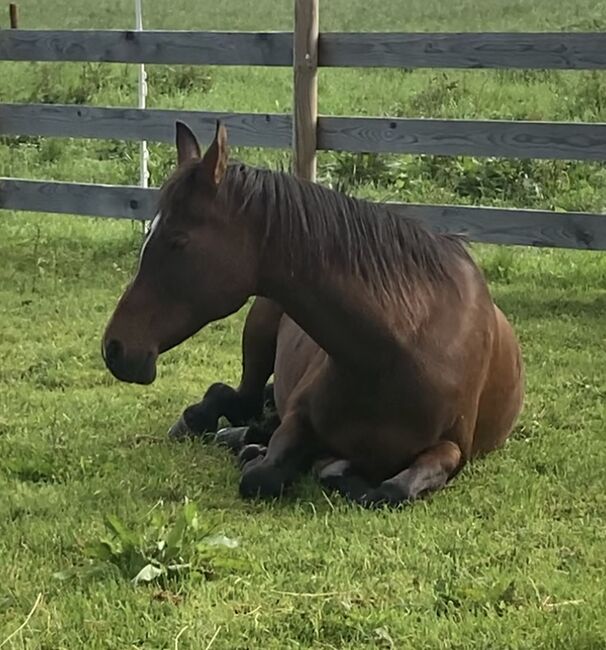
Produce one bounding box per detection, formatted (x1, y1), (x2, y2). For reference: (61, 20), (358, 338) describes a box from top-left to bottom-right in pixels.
(293, 0), (319, 181)
(9, 3), (18, 28)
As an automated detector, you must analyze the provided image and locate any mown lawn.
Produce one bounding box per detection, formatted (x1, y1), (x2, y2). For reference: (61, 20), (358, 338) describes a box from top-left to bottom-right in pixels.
(1, 0), (606, 647)
(1, 214), (605, 649)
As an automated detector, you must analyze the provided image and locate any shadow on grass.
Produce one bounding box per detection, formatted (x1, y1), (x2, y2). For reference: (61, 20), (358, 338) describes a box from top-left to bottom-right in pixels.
(497, 291), (606, 321)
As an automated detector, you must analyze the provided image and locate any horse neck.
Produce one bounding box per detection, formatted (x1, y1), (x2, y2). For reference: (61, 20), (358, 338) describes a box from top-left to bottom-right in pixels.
(255, 221), (405, 375)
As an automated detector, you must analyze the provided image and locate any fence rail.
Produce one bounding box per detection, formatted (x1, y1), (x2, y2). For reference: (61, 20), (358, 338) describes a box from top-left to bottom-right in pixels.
(2, 177), (605, 250)
(1, 8), (606, 251)
(315, 117), (606, 160)
(3, 103), (606, 162)
(2, 30), (606, 69)
(0, 178), (155, 219)
(319, 32), (606, 69)
(0, 30), (293, 66)
(0, 104), (292, 148)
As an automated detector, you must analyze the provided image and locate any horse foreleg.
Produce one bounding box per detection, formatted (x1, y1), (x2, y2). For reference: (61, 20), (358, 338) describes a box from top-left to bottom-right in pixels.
(215, 410), (281, 454)
(360, 440), (463, 507)
(168, 298), (282, 440)
(239, 412), (317, 499)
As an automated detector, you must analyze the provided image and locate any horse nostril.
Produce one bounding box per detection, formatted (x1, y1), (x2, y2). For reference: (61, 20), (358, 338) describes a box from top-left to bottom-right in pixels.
(104, 338), (124, 366)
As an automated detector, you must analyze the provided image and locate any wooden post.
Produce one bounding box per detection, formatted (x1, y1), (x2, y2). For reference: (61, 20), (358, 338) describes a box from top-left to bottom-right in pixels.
(9, 3), (18, 28)
(293, 0), (318, 181)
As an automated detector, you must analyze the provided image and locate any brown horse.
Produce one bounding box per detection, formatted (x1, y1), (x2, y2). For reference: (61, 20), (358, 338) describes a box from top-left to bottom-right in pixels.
(102, 121), (524, 506)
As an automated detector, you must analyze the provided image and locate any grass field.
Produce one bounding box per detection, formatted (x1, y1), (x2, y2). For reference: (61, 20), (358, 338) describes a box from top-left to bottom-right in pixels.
(2, 1), (606, 648)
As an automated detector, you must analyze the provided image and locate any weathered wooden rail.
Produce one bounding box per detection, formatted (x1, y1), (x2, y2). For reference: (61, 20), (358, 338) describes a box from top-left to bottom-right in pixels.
(2, 104), (606, 162)
(2, 30), (606, 69)
(1, 0), (606, 250)
(2, 178), (602, 249)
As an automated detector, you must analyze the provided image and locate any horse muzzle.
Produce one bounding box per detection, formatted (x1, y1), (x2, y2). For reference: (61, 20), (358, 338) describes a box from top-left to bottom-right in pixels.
(102, 338), (158, 385)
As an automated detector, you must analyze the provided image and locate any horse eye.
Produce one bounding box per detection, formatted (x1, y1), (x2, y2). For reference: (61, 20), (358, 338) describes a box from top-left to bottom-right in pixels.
(168, 234), (189, 250)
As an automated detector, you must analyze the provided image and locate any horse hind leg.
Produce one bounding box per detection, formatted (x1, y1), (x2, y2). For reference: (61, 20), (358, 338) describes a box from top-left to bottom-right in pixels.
(355, 310), (523, 506)
(356, 310), (523, 506)
(313, 457), (376, 502)
(168, 298), (283, 440)
(472, 306), (524, 456)
(316, 442), (462, 508)
(360, 441), (462, 507)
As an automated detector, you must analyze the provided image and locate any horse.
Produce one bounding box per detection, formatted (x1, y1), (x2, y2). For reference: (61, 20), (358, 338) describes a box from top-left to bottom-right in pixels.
(102, 121), (524, 506)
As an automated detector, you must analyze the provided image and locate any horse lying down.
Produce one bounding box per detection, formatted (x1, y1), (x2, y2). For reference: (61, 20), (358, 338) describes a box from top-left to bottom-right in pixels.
(102, 121), (524, 507)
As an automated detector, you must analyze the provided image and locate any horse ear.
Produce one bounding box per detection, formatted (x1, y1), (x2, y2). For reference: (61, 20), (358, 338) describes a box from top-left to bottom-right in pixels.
(200, 121), (229, 187)
(176, 121), (201, 166)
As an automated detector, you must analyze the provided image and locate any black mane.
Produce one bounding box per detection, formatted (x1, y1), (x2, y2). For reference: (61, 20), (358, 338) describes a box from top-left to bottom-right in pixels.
(222, 164), (471, 295)
(160, 160), (472, 309)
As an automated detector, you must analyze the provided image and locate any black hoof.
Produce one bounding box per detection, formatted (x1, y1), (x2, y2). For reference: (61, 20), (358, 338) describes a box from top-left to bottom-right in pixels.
(177, 383), (243, 438)
(323, 475), (372, 503)
(239, 462), (288, 500)
(237, 444), (267, 468)
(215, 426), (250, 453)
(180, 403), (219, 436)
(314, 460), (372, 502)
(357, 481), (410, 509)
(167, 414), (195, 441)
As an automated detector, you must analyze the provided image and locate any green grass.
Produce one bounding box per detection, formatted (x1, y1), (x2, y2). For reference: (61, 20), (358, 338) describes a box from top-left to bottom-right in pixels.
(1, 214), (605, 649)
(2, 0), (606, 648)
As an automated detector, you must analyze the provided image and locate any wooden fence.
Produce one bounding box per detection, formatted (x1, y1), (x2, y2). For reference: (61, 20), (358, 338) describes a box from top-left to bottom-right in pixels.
(1, 0), (606, 249)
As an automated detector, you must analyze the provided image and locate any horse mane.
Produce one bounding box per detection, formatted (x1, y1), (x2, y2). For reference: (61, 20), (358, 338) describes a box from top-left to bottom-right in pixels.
(222, 164), (471, 299)
(161, 161), (472, 321)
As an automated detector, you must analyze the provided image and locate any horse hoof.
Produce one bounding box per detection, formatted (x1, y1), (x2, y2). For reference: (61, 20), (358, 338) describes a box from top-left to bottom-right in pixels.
(215, 426), (250, 453)
(239, 462), (287, 500)
(180, 402), (219, 436)
(313, 458), (351, 481)
(167, 414), (195, 441)
(357, 482), (410, 509)
(237, 444), (267, 468)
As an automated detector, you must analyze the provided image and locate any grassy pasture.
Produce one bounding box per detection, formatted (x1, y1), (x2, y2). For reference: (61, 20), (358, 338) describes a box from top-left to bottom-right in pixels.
(1, 1), (606, 648)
